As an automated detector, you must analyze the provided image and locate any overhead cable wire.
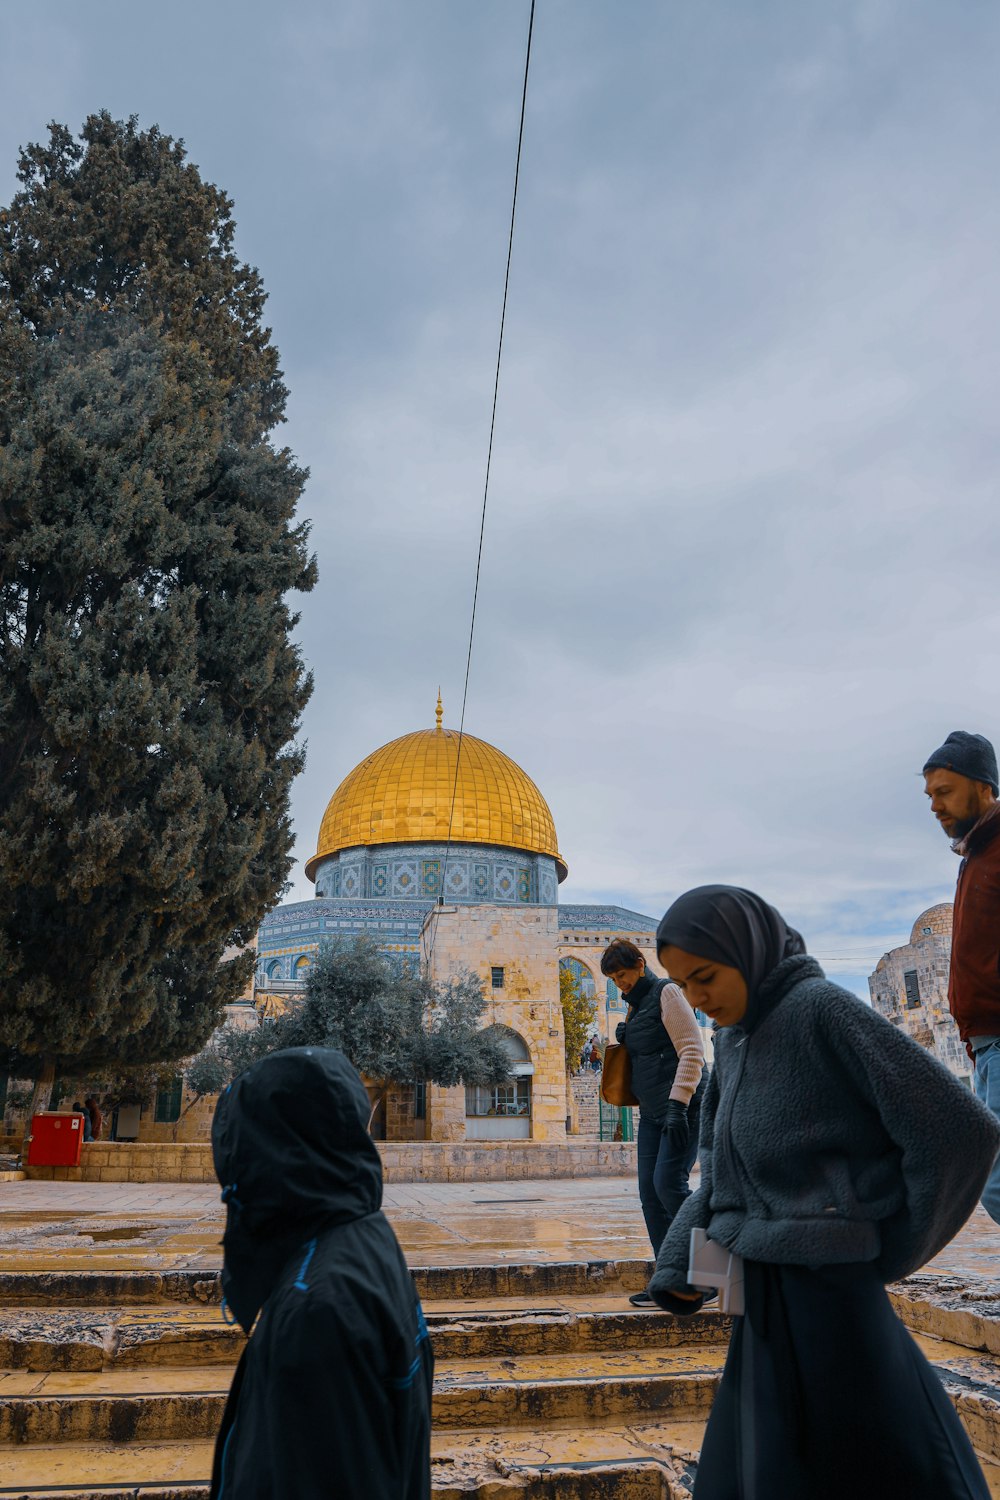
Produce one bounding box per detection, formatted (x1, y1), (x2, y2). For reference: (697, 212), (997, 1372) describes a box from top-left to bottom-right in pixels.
(428, 0), (537, 966)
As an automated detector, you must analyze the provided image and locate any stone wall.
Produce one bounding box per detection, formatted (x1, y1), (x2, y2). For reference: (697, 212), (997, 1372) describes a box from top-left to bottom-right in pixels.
(138, 1092), (218, 1144)
(24, 1139), (638, 1184)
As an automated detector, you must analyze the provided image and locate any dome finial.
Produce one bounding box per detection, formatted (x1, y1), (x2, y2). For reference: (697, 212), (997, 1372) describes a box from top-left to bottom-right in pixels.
(435, 689), (443, 729)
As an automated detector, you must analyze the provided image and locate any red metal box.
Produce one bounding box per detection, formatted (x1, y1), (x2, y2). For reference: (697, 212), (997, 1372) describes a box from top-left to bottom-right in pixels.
(26, 1111), (85, 1167)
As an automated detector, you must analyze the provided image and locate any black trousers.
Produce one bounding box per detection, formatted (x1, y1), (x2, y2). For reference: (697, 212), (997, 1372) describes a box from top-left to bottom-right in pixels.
(636, 1099), (701, 1255)
(694, 1260), (990, 1500)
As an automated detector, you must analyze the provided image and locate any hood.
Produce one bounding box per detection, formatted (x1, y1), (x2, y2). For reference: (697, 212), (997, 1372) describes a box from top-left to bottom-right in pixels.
(212, 1047), (382, 1330)
(739, 953), (824, 1034)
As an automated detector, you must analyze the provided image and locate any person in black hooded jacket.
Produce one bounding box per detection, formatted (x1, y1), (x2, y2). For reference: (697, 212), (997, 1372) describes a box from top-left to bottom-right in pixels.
(209, 1046), (432, 1500)
(648, 885), (1000, 1500)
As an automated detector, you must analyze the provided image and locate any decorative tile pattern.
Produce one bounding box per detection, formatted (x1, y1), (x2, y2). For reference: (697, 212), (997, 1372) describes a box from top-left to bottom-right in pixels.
(311, 845), (570, 909)
(557, 904), (657, 932)
(421, 860), (441, 897)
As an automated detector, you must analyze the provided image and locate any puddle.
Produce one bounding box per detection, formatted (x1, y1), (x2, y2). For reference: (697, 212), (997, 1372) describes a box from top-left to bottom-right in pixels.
(85, 1227), (148, 1242)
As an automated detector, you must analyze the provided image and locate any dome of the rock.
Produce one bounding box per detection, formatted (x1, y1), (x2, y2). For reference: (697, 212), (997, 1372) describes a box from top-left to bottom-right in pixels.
(305, 705), (567, 884)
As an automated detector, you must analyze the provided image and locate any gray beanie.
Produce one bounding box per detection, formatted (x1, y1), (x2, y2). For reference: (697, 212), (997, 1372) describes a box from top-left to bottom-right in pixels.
(922, 731), (999, 795)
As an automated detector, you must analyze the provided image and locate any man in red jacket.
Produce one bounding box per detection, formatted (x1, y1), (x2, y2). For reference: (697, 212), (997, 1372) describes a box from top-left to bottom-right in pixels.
(924, 730), (1000, 1223)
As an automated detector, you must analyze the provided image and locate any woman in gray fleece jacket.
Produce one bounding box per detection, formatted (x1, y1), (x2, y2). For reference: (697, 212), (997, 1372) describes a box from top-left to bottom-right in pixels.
(649, 884), (1000, 1500)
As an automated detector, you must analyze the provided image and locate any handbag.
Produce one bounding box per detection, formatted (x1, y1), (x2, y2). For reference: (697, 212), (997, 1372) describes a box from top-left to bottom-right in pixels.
(600, 1041), (639, 1108)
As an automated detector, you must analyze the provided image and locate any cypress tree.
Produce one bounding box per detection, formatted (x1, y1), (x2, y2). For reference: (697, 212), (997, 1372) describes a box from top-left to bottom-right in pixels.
(0, 114), (316, 1090)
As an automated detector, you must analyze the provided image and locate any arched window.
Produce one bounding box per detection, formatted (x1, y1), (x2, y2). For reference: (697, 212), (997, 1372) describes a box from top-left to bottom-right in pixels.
(560, 956), (597, 997)
(294, 954), (312, 977)
(497, 1029), (532, 1069)
(466, 1029), (532, 1137)
(266, 960), (281, 980)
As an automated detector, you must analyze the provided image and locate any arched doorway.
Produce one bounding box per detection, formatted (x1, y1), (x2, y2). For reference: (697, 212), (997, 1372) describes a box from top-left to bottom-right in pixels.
(465, 1029), (532, 1139)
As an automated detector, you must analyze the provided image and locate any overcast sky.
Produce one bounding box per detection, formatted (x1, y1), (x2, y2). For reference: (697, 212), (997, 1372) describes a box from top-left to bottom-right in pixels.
(3, 1), (999, 998)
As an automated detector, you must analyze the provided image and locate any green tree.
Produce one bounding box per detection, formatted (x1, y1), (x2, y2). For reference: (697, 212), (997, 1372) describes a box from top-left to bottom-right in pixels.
(185, 939), (512, 1128)
(0, 114), (315, 1102)
(560, 963), (597, 1070)
(185, 1016), (279, 1101)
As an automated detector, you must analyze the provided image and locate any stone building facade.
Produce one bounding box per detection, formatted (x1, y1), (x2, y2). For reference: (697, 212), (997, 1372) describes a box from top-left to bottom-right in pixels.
(868, 903), (969, 1083)
(420, 904), (567, 1142)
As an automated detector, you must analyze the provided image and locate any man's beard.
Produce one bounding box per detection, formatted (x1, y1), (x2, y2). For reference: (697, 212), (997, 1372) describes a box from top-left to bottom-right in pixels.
(948, 813), (981, 841)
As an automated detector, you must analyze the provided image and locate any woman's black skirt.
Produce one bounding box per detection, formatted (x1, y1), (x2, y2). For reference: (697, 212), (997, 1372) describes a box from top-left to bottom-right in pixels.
(694, 1260), (990, 1500)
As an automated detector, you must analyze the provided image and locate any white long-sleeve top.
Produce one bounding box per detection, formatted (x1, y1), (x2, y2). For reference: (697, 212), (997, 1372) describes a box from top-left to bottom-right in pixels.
(659, 982), (707, 1104)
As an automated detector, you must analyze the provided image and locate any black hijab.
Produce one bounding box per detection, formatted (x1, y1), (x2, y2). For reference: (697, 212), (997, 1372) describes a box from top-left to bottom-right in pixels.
(655, 884), (807, 1031)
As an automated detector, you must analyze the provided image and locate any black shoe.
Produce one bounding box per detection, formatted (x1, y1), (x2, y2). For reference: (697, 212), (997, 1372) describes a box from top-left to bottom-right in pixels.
(628, 1290), (655, 1307)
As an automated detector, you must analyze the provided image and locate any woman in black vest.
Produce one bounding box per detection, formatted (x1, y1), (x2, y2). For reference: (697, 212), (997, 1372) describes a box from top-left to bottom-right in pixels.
(601, 939), (707, 1306)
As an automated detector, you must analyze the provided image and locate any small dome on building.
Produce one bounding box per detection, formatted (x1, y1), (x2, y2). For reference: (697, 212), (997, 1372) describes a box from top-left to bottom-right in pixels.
(305, 702), (567, 882)
(909, 903), (954, 945)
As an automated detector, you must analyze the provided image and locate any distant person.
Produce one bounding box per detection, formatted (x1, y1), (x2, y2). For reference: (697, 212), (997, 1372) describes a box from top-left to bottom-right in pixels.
(600, 939), (706, 1305)
(923, 730), (1000, 1223)
(71, 1102), (93, 1142)
(209, 1048), (432, 1500)
(84, 1095), (103, 1141)
(649, 884), (999, 1500)
(589, 1037), (602, 1072)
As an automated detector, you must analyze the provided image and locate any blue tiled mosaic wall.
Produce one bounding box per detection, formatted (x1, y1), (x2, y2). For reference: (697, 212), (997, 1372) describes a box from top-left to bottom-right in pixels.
(258, 897), (435, 980)
(312, 843), (560, 906)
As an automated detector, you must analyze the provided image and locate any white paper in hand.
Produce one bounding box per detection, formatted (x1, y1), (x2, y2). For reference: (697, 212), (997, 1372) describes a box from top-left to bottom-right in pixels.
(688, 1228), (745, 1315)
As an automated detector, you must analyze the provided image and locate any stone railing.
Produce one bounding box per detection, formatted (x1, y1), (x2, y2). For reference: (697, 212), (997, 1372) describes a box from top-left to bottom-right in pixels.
(24, 1138), (638, 1184)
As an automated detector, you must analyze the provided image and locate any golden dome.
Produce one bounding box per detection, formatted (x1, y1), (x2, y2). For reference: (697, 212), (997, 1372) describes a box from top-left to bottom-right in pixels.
(305, 714), (567, 882)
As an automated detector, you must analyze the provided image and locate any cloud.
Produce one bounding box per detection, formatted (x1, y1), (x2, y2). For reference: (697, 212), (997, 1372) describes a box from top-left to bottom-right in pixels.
(3, 1), (998, 1003)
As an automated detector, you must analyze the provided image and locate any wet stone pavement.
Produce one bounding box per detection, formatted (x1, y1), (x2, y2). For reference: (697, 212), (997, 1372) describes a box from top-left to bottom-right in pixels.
(0, 1172), (998, 1276)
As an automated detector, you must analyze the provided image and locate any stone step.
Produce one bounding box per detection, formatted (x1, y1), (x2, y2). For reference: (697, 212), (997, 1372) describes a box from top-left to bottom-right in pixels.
(5, 1263), (1000, 1498)
(0, 1259), (655, 1308)
(0, 1307), (240, 1373)
(0, 1298), (731, 1371)
(4, 1326), (999, 1449)
(3, 1421), (999, 1500)
(0, 1421), (708, 1499)
(0, 1343), (726, 1444)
